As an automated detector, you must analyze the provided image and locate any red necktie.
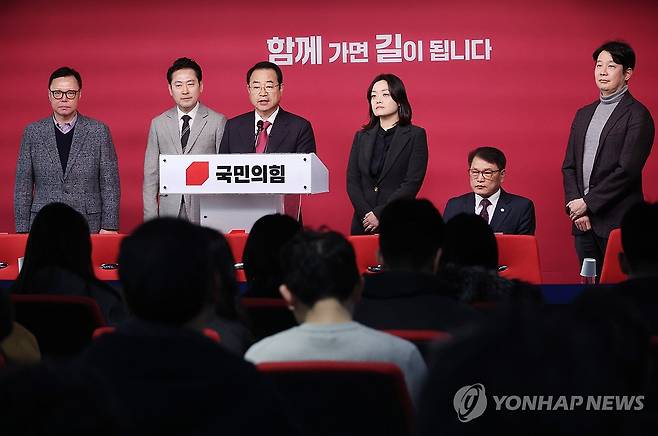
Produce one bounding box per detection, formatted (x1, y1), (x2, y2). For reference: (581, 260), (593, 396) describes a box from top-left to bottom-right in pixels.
(255, 120), (272, 153)
(479, 198), (491, 223)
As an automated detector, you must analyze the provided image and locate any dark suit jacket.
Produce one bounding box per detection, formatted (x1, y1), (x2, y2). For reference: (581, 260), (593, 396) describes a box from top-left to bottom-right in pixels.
(443, 189), (536, 235)
(14, 114), (120, 232)
(562, 91), (654, 238)
(77, 319), (297, 436)
(353, 271), (481, 332)
(346, 124), (428, 235)
(219, 107), (316, 154)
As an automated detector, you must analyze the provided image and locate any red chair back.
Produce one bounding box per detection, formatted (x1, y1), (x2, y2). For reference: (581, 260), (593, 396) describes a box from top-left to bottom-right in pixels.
(240, 297), (296, 340)
(348, 235), (380, 274)
(90, 234), (126, 281)
(495, 234), (542, 284)
(383, 329), (451, 362)
(227, 230), (248, 282)
(258, 361), (413, 436)
(600, 228), (627, 284)
(92, 326), (221, 343)
(10, 294), (105, 357)
(0, 234), (29, 280)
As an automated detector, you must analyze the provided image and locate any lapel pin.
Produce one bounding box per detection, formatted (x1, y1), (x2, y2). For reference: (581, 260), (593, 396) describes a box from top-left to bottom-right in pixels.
(500, 208), (505, 212)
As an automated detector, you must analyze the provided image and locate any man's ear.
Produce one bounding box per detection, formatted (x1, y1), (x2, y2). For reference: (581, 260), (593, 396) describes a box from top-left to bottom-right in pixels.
(619, 252), (631, 276)
(279, 284), (295, 309)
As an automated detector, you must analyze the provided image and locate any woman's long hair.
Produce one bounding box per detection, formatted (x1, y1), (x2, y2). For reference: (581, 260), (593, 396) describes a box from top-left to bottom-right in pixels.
(362, 73), (413, 130)
(12, 202), (95, 294)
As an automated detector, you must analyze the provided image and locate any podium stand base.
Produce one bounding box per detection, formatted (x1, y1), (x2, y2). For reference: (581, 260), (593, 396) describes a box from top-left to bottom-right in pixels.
(200, 194), (295, 233)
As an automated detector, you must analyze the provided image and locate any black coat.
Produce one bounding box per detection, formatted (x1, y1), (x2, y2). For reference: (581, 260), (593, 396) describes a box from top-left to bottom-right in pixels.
(353, 271), (481, 332)
(77, 319), (297, 436)
(346, 124), (428, 235)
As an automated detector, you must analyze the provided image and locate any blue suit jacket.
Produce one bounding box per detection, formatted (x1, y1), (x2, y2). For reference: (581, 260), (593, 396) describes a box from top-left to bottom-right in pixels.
(443, 189), (536, 235)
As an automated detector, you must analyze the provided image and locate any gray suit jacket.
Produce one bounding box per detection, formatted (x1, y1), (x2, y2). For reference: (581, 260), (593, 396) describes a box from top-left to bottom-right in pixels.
(143, 103), (226, 223)
(14, 114), (120, 233)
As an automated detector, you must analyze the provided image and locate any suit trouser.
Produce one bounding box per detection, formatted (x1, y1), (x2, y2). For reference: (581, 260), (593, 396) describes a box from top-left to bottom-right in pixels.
(574, 231), (608, 279)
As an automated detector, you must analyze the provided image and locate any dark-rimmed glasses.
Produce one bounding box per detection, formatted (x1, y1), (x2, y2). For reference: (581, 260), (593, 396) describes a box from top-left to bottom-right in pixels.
(50, 89), (80, 100)
(468, 169), (501, 180)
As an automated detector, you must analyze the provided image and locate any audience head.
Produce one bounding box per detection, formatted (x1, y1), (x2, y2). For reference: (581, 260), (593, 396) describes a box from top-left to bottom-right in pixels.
(0, 291), (12, 343)
(199, 227), (239, 320)
(620, 202), (658, 276)
(119, 218), (218, 327)
(13, 202), (95, 294)
(243, 214), (301, 297)
(378, 198), (445, 272)
(0, 364), (122, 435)
(468, 146), (506, 198)
(280, 230), (360, 310)
(440, 213), (498, 270)
(417, 291), (650, 436)
(364, 73), (412, 129)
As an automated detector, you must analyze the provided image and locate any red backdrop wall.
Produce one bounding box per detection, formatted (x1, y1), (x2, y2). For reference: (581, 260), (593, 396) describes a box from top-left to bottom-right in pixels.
(1, 0), (657, 283)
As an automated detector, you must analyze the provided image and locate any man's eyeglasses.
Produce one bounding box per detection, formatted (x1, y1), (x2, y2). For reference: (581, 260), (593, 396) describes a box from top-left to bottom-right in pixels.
(50, 89), (80, 100)
(468, 169), (502, 180)
(248, 84), (280, 94)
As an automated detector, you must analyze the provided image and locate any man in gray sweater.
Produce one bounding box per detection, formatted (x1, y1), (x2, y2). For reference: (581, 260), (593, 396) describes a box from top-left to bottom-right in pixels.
(562, 41), (654, 277)
(245, 230), (427, 403)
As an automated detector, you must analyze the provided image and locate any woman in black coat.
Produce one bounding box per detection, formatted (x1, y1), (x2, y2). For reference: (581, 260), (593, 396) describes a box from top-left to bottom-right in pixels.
(346, 73), (428, 235)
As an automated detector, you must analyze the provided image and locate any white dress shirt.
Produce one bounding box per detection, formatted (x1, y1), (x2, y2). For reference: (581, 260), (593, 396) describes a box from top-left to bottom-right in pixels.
(254, 106), (280, 137)
(177, 102), (200, 136)
(474, 188), (501, 224)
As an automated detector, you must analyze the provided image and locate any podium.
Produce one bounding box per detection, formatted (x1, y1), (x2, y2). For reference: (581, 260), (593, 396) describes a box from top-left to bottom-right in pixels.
(159, 153), (328, 233)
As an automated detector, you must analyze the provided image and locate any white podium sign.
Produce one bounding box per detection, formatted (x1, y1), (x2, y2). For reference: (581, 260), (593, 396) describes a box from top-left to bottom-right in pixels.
(159, 153), (328, 194)
(159, 153), (328, 232)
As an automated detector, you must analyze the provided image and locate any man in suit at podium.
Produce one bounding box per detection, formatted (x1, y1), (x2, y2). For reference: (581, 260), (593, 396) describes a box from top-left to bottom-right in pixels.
(143, 57), (226, 224)
(443, 146), (536, 235)
(219, 61), (316, 155)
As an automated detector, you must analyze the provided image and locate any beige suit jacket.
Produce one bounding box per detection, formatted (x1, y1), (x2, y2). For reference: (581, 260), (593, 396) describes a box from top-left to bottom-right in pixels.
(143, 103), (226, 223)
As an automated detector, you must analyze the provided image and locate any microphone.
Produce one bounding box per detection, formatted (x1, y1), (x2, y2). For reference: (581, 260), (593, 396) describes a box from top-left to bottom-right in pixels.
(255, 120), (264, 151)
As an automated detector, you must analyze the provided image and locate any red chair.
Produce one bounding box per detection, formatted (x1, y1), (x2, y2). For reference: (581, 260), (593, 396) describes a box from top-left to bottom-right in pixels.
(348, 234), (380, 274)
(10, 294), (105, 357)
(383, 329), (451, 361)
(0, 234), (29, 280)
(258, 361), (413, 436)
(240, 297), (296, 340)
(92, 326), (221, 343)
(495, 234), (542, 284)
(90, 234), (126, 281)
(600, 228), (627, 284)
(226, 230), (248, 282)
